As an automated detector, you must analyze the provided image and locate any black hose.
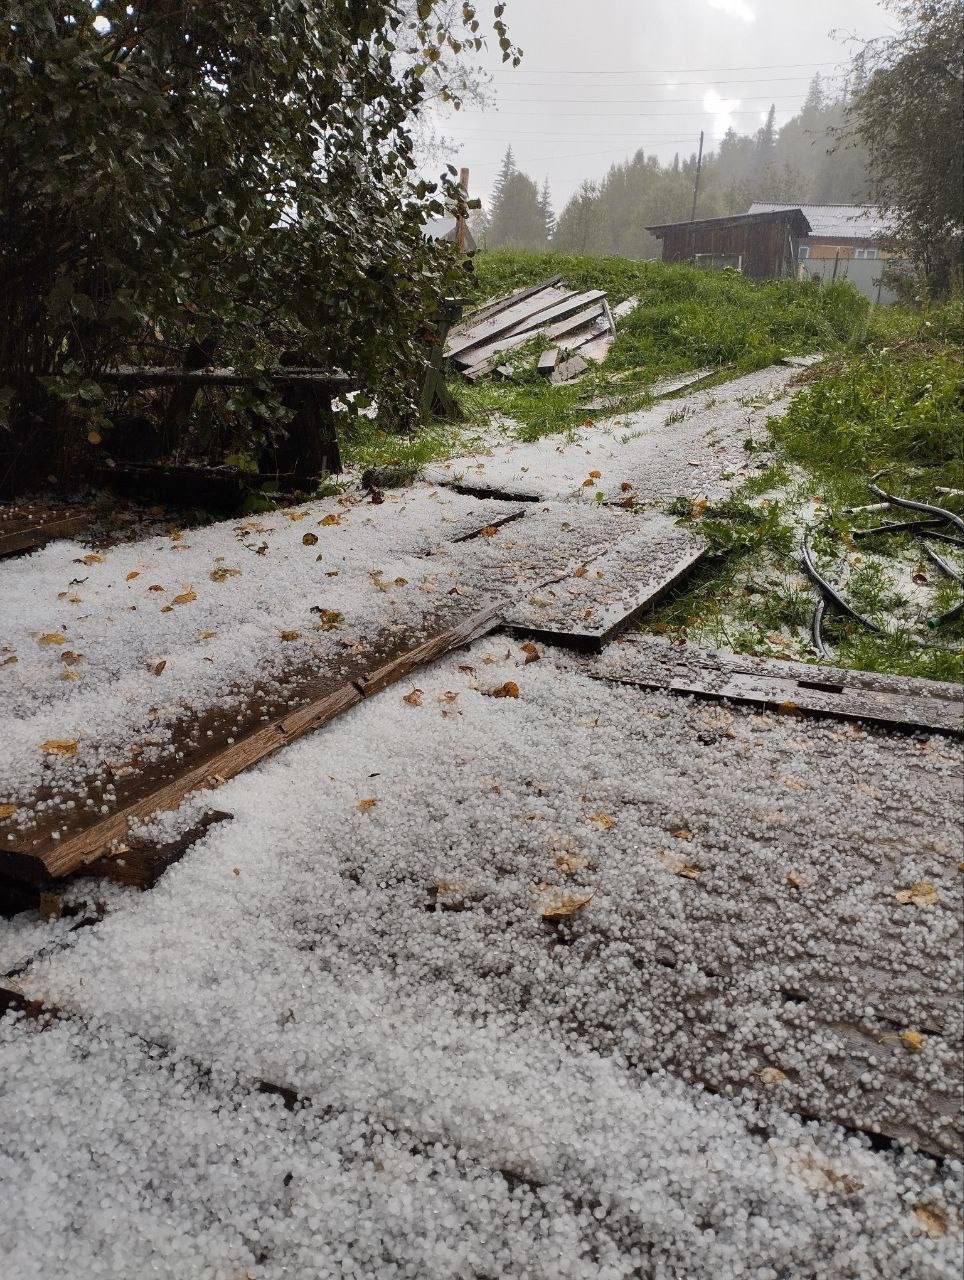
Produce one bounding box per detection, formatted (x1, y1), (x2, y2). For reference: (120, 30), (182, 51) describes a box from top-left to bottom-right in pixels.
(851, 517), (944, 540)
(922, 541), (964, 584)
(799, 535), (883, 634)
(920, 530), (964, 549)
(867, 477), (964, 537)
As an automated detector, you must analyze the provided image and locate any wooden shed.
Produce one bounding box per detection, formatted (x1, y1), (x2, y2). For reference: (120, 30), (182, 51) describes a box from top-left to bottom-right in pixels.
(646, 209), (811, 281)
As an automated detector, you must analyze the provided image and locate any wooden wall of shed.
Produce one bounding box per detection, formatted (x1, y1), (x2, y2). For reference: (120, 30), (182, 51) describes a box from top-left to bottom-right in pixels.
(658, 220), (800, 280)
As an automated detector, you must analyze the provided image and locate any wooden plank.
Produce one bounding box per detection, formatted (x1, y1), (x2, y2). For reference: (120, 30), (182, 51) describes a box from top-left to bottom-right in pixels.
(505, 523), (707, 651)
(0, 607), (505, 884)
(355, 604), (503, 698)
(452, 290), (607, 369)
(537, 348), (560, 378)
(445, 287), (574, 360)
(591, 637), (964, 738)
(451, 275), (564, 333)
(578, 334), (615, 365)
(0, 516), (89, 558)
(450, 290), (607, 368)
(550, 354), (589, 385)
(459, 303), (606, 381)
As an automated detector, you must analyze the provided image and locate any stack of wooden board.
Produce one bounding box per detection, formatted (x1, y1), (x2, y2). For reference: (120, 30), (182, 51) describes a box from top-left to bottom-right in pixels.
(444, 275), (617, 382)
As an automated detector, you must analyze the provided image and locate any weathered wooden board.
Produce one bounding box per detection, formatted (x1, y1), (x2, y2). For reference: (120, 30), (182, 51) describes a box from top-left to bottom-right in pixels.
(505, 519), (707, 650)
(0, 515), (89, 558)
(461, 303), (606, 379)
(449, 274), (563, 335)
(537, 348), (560, 377)
(550, 354), (590, 385)
(452, 291), (607, 371)
(0, 607), (504, 887)
(593, 635), (964, 737)
(445, 287), (574, 361)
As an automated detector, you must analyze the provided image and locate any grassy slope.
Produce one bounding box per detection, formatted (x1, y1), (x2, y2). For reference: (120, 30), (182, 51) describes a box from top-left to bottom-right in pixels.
(644, 303), (964, 681)
(451, 250), (868, 441)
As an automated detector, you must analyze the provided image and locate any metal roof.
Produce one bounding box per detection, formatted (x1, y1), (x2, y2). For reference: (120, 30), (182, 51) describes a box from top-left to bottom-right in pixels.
(646, 208), (811, 237)
(424, 216), (477, 253)
(747, 203), (893, 241)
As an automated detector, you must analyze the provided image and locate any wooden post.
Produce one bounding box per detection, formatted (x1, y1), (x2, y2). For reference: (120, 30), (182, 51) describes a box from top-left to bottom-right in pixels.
(690, 132), (704, 222)
(456, 167), (469, 254)
(831, 251), (840, 282)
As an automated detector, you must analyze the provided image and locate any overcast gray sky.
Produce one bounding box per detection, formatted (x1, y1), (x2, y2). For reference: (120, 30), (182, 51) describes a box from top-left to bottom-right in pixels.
(428, 0), (894, 213)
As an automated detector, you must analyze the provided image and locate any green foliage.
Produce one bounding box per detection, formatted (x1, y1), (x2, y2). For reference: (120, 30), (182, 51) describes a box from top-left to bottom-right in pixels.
(0, 2), (519, 488)
(454, 250), (868, 440)
(845, 0), (964, 296)
(772, 305), (964, 494)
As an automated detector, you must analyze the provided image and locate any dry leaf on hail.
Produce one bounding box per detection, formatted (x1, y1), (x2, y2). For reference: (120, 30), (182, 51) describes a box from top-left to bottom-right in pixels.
(520, 641), (541, 664)
(786, 869), (809, 890)
(403, 688), (423, 707)
(37, 633), (67, 647)
(279, 630), (300, 642)
(150, 659), (167, 676)
(588, 811), (616, 831)
(60, 650), (82, 666)
(573, 564), (588, 578)
(489, 680), (519, 699)
(895, 881), (939, 907)
(0, 803), (17, 820)
(758, 1066), (788, 1086)
(126, 571), (140, 581)
(356, 797), (378, 812)
(285, 510), (308, 522)
(555, 851), (588, 875)
(312, 608), (343, 630)
(302, 532), (318, 546)
(81, 553), (104, 565)
(914, 1206), (947, 1238)
(537, 888), (594, 919)
(589, 470), (602, 479)
(41, 739), (78, 756)
(319, 513), (341, 527)
(1, 654), (17, 666)
(210, 566), (241, 582)
(481, 524), (500, 537)
(670, 827), (693, 841)
(899, 1029), (926, 1053)
(439, 690), (459, 704)
(658, 851), (700, 879)
(170, 588), (197, 606)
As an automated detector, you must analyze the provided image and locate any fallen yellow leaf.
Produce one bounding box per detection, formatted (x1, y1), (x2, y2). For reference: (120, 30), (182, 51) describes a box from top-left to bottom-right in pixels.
(914, 1205), (947, 1238)
(403, 689), (423, 707)
(588, 812), (616, 831)
(895, 881), (939, 907)
(786, 869), (809, 890)
(313, 609), (343, 631)
(279, 630), (300, 642)
(60, 651), (82, 666)
(481, 525), (500, 537)
(899, 1029), (926, 1053)
(319, 513), (341, 527)
(41, 739), (78, 756)
(302, 532), (319, 546)
(126, 571), (140, 581)
(209, 567), (241, 582)
(490, 680), (520, 699)
(170, 588), (197, 606)
(82, 553), (104, 565)
(521, 641), (541, 664)
(87, 429), (102, 445)
(538, 889), (595, 919)
(60, 670), (81, 682)
(659, 851), (701, 879)
(151, 660), (167, 676)
(37, 633), (67, 647)
(356, 797), (378, 812)
(0, 803), (17, 820)
(555, 851), (588, 875)
(588, 470), (602, 479)
(758, 1066), (788, 1086)
(286, 511), (308, 522)
(199, 630), (217, 641)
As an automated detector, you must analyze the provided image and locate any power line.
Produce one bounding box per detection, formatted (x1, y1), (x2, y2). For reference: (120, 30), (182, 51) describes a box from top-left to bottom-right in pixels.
(457, 107), (808, 118)
(475, 93), (832, 106)
(486, 59), (850, 76)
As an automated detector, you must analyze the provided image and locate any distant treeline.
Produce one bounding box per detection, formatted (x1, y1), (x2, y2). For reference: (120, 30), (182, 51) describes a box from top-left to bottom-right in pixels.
(473, 75), (870, 259)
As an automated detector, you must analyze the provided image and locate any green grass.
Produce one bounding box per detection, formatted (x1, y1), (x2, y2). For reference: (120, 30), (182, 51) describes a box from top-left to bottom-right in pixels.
(450, 249), (870, 441)
(639, 304), (964, 682)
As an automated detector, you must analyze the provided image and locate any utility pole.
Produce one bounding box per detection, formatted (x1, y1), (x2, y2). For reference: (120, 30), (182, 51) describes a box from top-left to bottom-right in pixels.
(690, 130), (704, 222)
(455, 167), (469, 253)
